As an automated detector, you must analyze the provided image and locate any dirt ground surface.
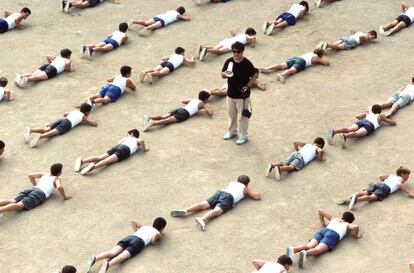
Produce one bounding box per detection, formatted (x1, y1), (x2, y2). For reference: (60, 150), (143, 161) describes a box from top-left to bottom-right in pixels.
(1, 0), (414, 272)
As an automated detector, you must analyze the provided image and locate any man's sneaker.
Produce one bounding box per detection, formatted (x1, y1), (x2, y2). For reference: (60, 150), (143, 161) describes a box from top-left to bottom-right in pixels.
(339, 133), (347, 148)
(199, 47), (207, 61)
(29, 133), (41, 148)
(265, 23), (275, 35)
(327, 128), (334, 145)
(86, 47), (93, 60)
(298, 250), (307, 269)
(143, 114), (150, 127)
(236, 135), (248, 145)
(286, 247), (295, 261)
(74, 157), (83, 172)
(276, 73), (285, 83)
(261, 21), (269, 34)
(23, 127), (31, 143)
(64, 0), (71, 13)
(348, 194), (357, 210)
(223, 131), (236, 140)
(127, 18), (134, 30)
(80, 45), (87, 57)
(274, 166), (281, 181)
(81, 163), (95, 175)
(195, 217), (206, 231)
(98, 260), (109, 273)
(170, 210), (187, 217)
(143, 119), (154, 132)
(265, 163), (274, 177)
(85, 256), (96, 273)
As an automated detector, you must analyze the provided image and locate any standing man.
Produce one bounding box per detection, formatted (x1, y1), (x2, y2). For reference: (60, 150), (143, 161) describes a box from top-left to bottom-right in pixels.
(221, 42), (257, 145)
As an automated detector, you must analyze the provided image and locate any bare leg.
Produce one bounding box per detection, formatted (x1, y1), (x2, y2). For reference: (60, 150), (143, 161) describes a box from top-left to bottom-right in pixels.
(95, 246), (124, 262)
(26, 71), (48, 83)
(94, 97), (112, 105)
(149, 113), (172, 120)
(279, 164), (296, 173)
(383, 20), (399, 31)
(107, 250), (132, 268)
(333, 124), (359, 134)
(306, 243), (329, 257)
(388, 21), (407, 35)
(81, 153), (109, 167)
(275, 21), (289, 29)
(327, 41), (345, 50)
(209, 87), (227, 97)
(152, 116), (178, 127)
(206, 47), (229, 55)
(5, 90), (14, 101)
(293, 239), (319, 253)
(39, 129), (60, 140)
(146, 21), (163, 30)
(201, 206), (224, 223)
(30, 127), (51, 134)
(409, 262), (414, 273)
(70, 1), (91, 8)
(185, 201), (211, 214)
(389, 103), (401, 116)
(357, 194), (378, 202)
(380, 101), (393, 109)
(94, 154), (119, 169)
(93, 44), (114, 53)
(344, 127), (368, 139)
(88, 93), (103, 101)
(253, 79), (266, 91)
(150, 67), (171, 78)
(132, 19), (155, 26)
(0, 202), (25, 213)
(0, 199), (17, 206)
(281, 67), (298, 78)
(266, 63), (288, 72)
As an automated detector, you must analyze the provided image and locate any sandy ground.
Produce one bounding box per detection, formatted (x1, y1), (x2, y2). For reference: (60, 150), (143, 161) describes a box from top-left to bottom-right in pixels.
(1, 0), (414, 272)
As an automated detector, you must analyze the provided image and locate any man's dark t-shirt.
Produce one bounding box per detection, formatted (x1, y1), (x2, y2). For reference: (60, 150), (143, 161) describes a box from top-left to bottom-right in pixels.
(222, 57), (256, 99)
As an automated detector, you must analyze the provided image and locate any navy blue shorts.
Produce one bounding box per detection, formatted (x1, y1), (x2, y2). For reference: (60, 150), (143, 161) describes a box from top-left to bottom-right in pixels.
(160, 61), (175, 72)
(153, 16), (166, 27)
(396, 14), (411, 27)
(99, 84), (122, 102)
(356, 119), (375, 135)
(169, 108), (190, 123)
(366, 183), (391, 201)
(286, 56), (306, 72)
(206, 190), (234, 212)
(86, 0), (101, 6)
(117, 235), (145, 257)
(48, 118), (72, 134)
(106, 144), (131, 161)
(313, 228), (340, 250)
(0, 19), (8, 33)
(15, 188), (47, 210)
(39, 64), (58, 79)
(277, 12), (297, 26)
(104, 38), (119, 49)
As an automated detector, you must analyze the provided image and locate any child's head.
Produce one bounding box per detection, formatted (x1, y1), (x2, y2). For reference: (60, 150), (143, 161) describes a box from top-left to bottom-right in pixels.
(245, 27), (257, 36)
(277, 255), (293, 270)
(313, 137), (325, 148)
(62, 265), (77, 273)
(0, 77), (8, 87)
(128, 129), (140, 138)
(396, 166), (411, 180)
(237, 175), (250, 186)
(176, 6), (186, 15)
(120, 65), (132, 77)
(299, 1), (309, 12)
(175, 47), (185, 55)
(371, 104), (382, 114)
(60, 48), (72, 59)
(153, 217), (167, 232)
(80, 103), (93, 115)
(313, 48), (324, 58)
(198, 90), (211, 102)
(51, 163), (63, 176)
(368, 30), (377, 40)
(341, 211), (355, 223)
(20, 7), (31, 18)
(119, 22), (129, 33)
(0, 140), (5, 156)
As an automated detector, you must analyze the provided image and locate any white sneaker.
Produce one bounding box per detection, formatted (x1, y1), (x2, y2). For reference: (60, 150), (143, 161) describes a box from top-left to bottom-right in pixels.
(315, 0), (322, 8)
(348, 194), (357, 210)
(81, 163), (95, 175)
(196, 0), (203, 5)
(223, 131), (236, 140)
(261, 21), (269, 34)
(143, 119), (154, 132)
(274, 166), (281, 181)
(98, 261), (109, 273)
(265, 23), (275, 35)
(23, 127), (31, 143)
(74, 157), (83, 172)
(80, 45), (87, 57)
(138, 27), (151, 36)
(286, 246), (295, 261)
(199, 47), (207, 61)
(86, 47), (93, 60)
(265, 163), (274, 177)
(85, 256), (96, 273)
(127, 18), (134, 30)
(298, 250), (307, 269)
(143, 114), (149, 127)
(236, 136), (248, 145)
(61, 0), (66, 11)
(144, 73), (153, 84)
(15, 74), (22, 86)
(170, 210), (187, 217)
(29, 133), (41, 148)
(64, 0), (71, 13)
(195, 217), (206, 231)
(339, 133), (347, 148)
(259, 68), (273, 74)
(276, 73), (285, 84)
(327, 128), (334, 145)
(379, 25), (385, 36)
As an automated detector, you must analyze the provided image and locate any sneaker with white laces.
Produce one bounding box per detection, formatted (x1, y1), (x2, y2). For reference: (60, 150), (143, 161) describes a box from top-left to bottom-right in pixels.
(143, 114), (149, 127)
(29, 133), (41, 148)
(127, 18), (134, 30)
(199, 47), (207, 61)
(195, 218), (206, 231)
(144, 73), (153, 84)
(86, 47), (93, 60)
(98, 260), (109, 273)
(80, 45), (87, 57)
(379, 25), (385, 36)
(61, 0), (66, 11)
(265, 23), (275, 35)
(276, 73), (285, 84)
(23, 127), (31, 143)
(236, 135), (248, 145)
(298, 250), (307, 269)
(223, 131), (236, 140)
(314, 0), (322, 8)
(64, 0), (71, 13)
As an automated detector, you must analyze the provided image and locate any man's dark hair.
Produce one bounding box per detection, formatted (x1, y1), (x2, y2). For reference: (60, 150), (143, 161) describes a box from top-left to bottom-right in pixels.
(237, 175), (250, 186)
(153, 217), (167, 231)
(245, 27), (256, 36)
(119, 22), (129, 33)
(21, 7), (32, 14)
(198, 90), (211, 101)
(51, 163), (63, 176)
(371, 104), (382, 114)
(175, 47), (185, 54)
(313, 48), (324, 58)
(313, 137), (325, 148)
(368, 30), (377, 39)
(120, 66), (132, 77)
(176, 6), (185, 15)
(60, 48), (72, 59)
(62, 265), (77, 273)
(128, 129), (140, 138)
(396, 166), (411, 176)
(277, 255), (293, 266)
(231, 41), (245, 52)
(0, 140), (5, 149)
(299, 1), (309, 11)
(0, 77), (8, 87)
(341, 211), (355, 223)
(80, 103), (92, 114)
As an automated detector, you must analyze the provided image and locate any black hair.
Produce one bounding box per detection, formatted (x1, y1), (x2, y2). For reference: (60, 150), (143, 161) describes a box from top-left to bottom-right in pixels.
(0, 140), (5, 149)
(62, 265), (77, 273)
(313, 137), (325, 148)
(396, 166), (411, 176)
(237, 175), (250, 186)
(60, 48), (72, 59)
(175, 47), (185, 54)
(21, 7), (32, 14)
(371, 104), (382, 114)
(277, 255), (293, 266)
(51, 163), (63, 176)
(368, 30), (377, 39)
(0, 77), (8, 87)
(341, 211), (355, 223)
(120, 65), (132, 77)
(80, 103), (92, 114)
(119, 22), (129, 33)
(231, 41), (245, 52)
(411, 77), (414, 84)
(153, 217), (167, 231)
(128, 129), (140, 138)
(245, 27), (257, 36)
(299, 1), (309, 11)
(176, 6), (185, 15)
(313, 48), (324, 58)
(198, 90), (211, 101)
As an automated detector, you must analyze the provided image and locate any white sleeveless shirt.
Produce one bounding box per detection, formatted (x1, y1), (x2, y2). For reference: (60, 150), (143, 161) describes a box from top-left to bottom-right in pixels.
(350, 32), (364, 44)
(288, 4), (302, 18)
(300, 52), (317, 67)
(111, 31), (126, 46)
(168, 54), (184, 69)
(66, 110), (84, 128)
(132, 226), (159, 246)
(50, 57), (67, 74)
(223, 181), (245, 204)
(183, 99), (201, 116)
(112, 75), (128, 93)
(365, 112), (380, 129)
(327, 218), (348, 240)
(298, 144), (317, 165)
(5, 13), (19, 29)
(383, 175), (402, 194)
(401, 84), (414, 101)
(35, 175), (56, 199)
(0, 87), (4, 102)
(231, 33), (248, 45)
(158, 10), (179, 25)
(257, 262), (286, 273)
(120, 136), (139, 154)
(403, 7), (414, 22)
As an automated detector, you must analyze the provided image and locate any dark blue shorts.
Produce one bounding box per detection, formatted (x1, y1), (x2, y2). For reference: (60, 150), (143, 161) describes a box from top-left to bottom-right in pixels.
(153, 16), (166, 27)
(313, 228), (340, 250)
(277, 12), (297, 26)
(169, 108), (190, 123)
(0, 19), (8, 33)
(48, 118), (72, 134)
(366, 183), (391, 201)
(104, 38), (119, 49)
(160, 61), (175, 72)
(99, 84), (122, 102)
(15, 188), (47, 210)
(356, 119), (375, 135)
(117, 235), (145, 257)
(86, 0), (101, 6)
(206, 190), (234, 212)
(286, 56), (306, 72)
(396, 14), (411, 27)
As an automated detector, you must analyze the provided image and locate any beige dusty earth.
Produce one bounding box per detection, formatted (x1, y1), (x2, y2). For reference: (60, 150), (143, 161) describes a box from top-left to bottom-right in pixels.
(1, 0), (414, 272)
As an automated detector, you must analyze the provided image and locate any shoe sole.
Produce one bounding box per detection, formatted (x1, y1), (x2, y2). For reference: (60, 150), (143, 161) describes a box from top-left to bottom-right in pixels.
(199, 47), (207, 61)
(195, 218), (206, 231)
(81, 163), (95, 175)
(348, 194), (357, 210)
(327, 128), (334, 145)
(339, 134), (347, 148)
(85, 257), (96, 273)
(299, 251), (306, 268)
(74, 157), (82, 172)
(265, 164), (273, 177)
(29, 134), (41, 148)
(261, 21), (268, 34)
(143, 119), (154, 132)
(23, 127), (30, 143)
(265, 23), (275, 35)
(274, 166), (281, 181)
(170, 210), (186, 217)
(276, 73), (285, 83)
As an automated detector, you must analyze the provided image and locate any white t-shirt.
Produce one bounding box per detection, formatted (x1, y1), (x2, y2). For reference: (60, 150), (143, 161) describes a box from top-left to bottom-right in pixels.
(219, 33), (249, 50)
(350, 32), (364, 44)
(168, 54), (184, 69)
(111, 31), (126, 46)
(132, 226), (159, 246)
(326, 218), (348, 240)
(257, 262), (286, 273)
(183, 99), (201, 116)
(298, 144), (317, 165)
(403, 7), (414, 22)
(288, 3), (303, 18)
(35, 175), (56, 199)
(365, 112), (380, 129)
(66, 110), (84, 128)
(383, 175), (403, 194)
(5, 13), (19, 30)
(157, 10), (179, 25)
(0, 87), (4, 102)
(112, 75), (128, 93)
(50, 57), (68, 74)
(120, 136), (139, 154)
(300, 52), (317, 67)
(223, 181), (245, 204)
(400, 84), (414, 101)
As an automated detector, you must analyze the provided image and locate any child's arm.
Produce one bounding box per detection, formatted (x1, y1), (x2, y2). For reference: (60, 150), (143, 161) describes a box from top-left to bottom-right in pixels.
(138, 139), (149, 152)
(110, 0), (121, 3)
(401, 2), (409, 12)
(318, 209), (332, 227)
(202, 104), (213, 116)
(63, 112), (70, 117)
(350, 29), (357, 34)
(151, 233), (162, 244)
(106, 77), (115, 83)
(252, 259), (266, 270)
(65, 60), (74, 72)
(55, 178), (72, 200)
(161, 55), (170, 61)
(83, 115), (98, 127)
(245, 186), (261, 200)
(28, 173), (47, 186)
(230, 30), (237, 36)
(4, 11), (12, 17)
(121, 36), (128, 45)
(15, 16), (25, 30)
(293, 141), (305, 151)
(126, 79), (136, 91)
(316, 148), (325, 161)
(46, 55), (56, 63)
(108, 32), (114, 38)
(4, 89), (14, 101)
(184, 56), (195, 65)
(177, 14), (191, 21)
(380, 115), (397, 126)
(131, 219), (142, 232)
(348, 224), (363, 239)
(249, 36), (256, 48)
(355, 111), (368, 120)
(398, 183), (414, 198)
(181, 99), (190, 104)
(316, 57), (330, 66)
(379, 174), (389, 181)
